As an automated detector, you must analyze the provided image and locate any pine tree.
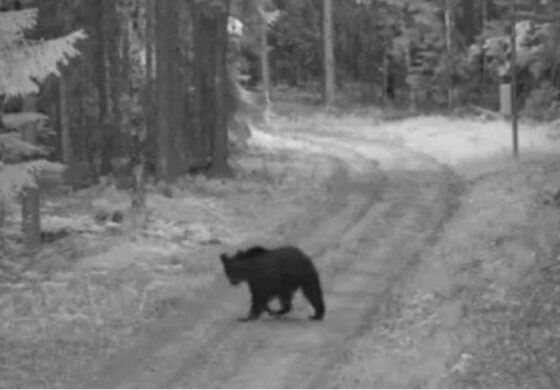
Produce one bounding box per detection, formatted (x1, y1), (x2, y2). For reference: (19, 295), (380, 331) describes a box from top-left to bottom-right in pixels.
(0, 7), (85, 251)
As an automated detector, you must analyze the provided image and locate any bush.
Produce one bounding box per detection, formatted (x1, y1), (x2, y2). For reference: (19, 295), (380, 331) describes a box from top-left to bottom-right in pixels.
(521, 82), (560, 122)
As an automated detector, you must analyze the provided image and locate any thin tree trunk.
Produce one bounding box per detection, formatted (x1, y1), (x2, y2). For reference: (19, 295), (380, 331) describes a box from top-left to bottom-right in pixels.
(404, 38), (415, 109)
(145, 0), (157, 175)
(444, 0), (454, 109)
(0, 114), (5, 254)
(155, 0), (181, 182)
(259, 7), (271, 123)
(323, 0), (335, 105)
(480, 0), (488, 94)
(155, 0), (170, 181)
(21, 95), (41, 252)
(0, 196), (5, 256)
(59, 69), (72, 165)
(107, 0), (121, 160)
(382, 27), (390, 106)
(95, 0), (112, 175)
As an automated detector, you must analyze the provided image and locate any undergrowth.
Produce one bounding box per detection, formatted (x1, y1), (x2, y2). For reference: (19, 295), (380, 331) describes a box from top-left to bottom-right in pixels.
(0, 138), (333, 387)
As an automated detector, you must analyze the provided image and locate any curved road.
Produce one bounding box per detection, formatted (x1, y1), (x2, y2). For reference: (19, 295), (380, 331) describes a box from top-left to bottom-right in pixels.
(84, 129), (462, 388)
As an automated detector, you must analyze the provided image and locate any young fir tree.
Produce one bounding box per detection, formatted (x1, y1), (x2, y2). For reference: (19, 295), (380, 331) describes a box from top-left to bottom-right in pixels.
(0, 7), (85, 251)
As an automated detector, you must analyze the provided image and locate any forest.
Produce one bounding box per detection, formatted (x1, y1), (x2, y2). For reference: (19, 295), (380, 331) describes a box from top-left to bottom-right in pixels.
(2, 0), (560, 388)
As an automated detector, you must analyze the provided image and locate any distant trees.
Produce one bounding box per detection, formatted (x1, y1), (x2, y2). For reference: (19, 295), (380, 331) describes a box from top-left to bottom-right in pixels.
(241, 0), (557, 115)
(26, 0), (236, 187)
(0, 0), (239, 252)
(3, 0), (560, 244)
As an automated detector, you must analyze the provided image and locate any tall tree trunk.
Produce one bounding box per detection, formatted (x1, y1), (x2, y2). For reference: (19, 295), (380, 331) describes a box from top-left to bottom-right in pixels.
(191, 1), (208, 170)
(444, 0), (454, 109)
(461, 0), (476, 45)
(21, 95), (41, 252)
(106, 0), (121, 160)
(125, 4), (146, 209)
(210, 0), (232, 176)
(95, 0), (112, 175)
(59, 69), (72, 165)
(192, 0), (232, 177)
(0, 103), (5, 255)
(155, 0), (181, 182)
(145, 0), (157, 175)
(178, 0), (193, 175)
(0, 195), (5, 255)
(323, 0), (335, 105)
(382, 22), (391, 106)
(259, 6), (271, 123)
(403, 34), (415, 109)
(480, 0), (488, 95)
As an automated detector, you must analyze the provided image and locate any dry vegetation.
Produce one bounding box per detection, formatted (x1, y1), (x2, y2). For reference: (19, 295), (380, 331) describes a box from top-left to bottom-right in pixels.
(326, 159), (560, 388)
(447, 160), (560, 388)
(2, 103), (560, 387)
(0, 130), (337, 388)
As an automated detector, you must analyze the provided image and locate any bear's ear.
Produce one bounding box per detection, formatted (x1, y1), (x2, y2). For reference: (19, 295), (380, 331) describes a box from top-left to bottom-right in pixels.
(220, 253), (229, 262)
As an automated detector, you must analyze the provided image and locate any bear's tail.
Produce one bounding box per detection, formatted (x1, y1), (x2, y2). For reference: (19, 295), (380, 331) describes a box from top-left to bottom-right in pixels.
(301, 272), (325, 320)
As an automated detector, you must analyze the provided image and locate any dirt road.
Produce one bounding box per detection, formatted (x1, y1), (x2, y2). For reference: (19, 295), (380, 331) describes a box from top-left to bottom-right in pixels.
(84, 130), (462, 388)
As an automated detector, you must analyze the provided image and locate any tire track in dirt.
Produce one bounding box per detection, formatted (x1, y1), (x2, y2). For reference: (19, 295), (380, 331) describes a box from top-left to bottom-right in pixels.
(161, 138), (456, 388)
(83, 131), (461, 388)
(198, 171), (455, 389)
(82, 139), (385, 389)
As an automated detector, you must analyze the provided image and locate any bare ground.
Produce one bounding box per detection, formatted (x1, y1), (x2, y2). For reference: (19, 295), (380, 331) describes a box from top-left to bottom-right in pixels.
(79, 121), (467, 388)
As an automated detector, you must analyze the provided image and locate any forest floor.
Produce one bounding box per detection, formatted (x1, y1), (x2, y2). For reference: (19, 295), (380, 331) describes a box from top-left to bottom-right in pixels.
(2, 101), (560, 387)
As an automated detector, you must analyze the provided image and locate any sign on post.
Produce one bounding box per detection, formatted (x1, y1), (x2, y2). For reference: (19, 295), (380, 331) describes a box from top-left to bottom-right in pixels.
(500, 83), (512, 116)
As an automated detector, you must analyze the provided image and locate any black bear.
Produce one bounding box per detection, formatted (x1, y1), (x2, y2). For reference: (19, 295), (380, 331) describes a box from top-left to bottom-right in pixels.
(220, 245), (326, 322)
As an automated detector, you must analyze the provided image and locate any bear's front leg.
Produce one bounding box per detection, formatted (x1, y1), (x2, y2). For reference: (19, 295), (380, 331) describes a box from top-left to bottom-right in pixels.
(238, 286), (267, 322)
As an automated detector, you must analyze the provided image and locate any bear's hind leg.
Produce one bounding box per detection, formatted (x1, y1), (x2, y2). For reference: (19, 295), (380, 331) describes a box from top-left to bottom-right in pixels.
(301, 275), (325, 320)
(275, 288), (295, 316)
(263, 289), (294, 317)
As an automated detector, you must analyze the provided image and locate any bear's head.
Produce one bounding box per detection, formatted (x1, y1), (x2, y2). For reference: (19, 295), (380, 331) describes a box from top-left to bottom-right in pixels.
(220, 253), (245, 286)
